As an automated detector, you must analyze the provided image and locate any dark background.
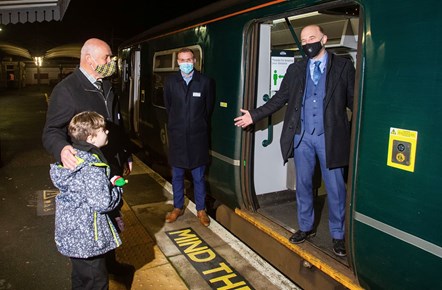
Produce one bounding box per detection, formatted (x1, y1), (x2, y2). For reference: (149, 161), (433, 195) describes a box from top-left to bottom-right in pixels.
(0, 0), (220, 55)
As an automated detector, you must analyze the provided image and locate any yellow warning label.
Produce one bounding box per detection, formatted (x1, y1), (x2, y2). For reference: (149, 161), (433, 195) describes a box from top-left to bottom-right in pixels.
(387, 127), (418, 172)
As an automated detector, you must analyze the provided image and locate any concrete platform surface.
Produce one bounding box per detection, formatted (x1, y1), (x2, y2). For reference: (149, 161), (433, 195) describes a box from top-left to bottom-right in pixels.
(0, 86), (297, 290)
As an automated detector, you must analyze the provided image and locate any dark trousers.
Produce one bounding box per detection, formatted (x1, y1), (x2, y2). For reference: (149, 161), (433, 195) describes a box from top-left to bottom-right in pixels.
(172, 165), (207, 211)
(70, 255), (108, 290)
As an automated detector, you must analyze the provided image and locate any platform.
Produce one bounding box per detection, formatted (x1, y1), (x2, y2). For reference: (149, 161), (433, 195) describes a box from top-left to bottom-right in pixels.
(0, 86), (298, 290)
(111, 155), (297, 289)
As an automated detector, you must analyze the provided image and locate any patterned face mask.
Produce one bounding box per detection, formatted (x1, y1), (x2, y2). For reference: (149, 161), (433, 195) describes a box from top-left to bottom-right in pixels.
(93, 56), (117, 78)
(179, 63), (194, 74)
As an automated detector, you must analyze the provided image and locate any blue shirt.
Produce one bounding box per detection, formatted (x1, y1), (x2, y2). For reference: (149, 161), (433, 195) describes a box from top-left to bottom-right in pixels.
(308, 52), (328, 82)
(79, 67), (100, 89)
(181, 71), (194, 85)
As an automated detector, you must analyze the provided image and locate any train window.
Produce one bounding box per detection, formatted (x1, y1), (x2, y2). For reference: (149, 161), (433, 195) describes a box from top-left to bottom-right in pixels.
(154, 54), (173, 70)
(151, 45), (202, 108)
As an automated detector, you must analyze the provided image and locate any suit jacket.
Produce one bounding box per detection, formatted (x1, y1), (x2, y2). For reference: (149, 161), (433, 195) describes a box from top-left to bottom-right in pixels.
(42, 68), (131, 176)
(163, 70), (215, 169)
(250, 53), (355, 168)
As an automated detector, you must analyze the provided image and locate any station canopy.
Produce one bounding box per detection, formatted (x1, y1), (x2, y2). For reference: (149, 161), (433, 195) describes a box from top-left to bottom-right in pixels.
(0, 42), (81, 61)
(0, 0), (71, 25)
(0, 0), (78, 60)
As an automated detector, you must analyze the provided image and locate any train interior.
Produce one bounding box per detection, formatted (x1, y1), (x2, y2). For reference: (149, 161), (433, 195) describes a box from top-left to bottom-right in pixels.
(250, 3), (360, 261)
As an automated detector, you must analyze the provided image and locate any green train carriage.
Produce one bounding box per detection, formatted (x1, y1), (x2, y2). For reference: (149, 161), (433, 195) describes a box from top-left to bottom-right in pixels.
(117, 0), (442, 289)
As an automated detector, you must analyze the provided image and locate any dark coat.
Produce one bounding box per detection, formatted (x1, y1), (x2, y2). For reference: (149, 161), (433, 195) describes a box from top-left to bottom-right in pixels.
(164, 70), (215, 169)
(42, 68), (131, 176)
(250, 53), (355, 168)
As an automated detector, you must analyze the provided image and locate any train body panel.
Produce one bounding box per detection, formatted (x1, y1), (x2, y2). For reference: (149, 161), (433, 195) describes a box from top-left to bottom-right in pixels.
(117, 0), (442, 289)
(350, 1), (442, 289)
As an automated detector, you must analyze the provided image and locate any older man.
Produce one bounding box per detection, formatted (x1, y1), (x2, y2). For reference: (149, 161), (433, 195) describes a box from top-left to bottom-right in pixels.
(234, 25), (355, 257)
(43, 38), (131, 176)
(42, 38), (133, 279)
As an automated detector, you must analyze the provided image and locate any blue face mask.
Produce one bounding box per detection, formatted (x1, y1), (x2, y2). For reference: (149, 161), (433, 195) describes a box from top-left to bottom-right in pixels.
(179, 63), (194, 74)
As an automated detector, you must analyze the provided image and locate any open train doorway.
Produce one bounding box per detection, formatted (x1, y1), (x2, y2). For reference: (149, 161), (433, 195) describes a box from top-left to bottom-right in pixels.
(247, 3), (360, 258)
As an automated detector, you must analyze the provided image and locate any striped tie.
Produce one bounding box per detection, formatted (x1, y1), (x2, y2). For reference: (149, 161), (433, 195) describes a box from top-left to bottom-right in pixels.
(95, 80), (103, 93)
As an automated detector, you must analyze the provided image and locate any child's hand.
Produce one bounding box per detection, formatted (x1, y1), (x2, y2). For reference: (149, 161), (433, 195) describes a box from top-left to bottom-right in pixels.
(111, 176), (128, 187)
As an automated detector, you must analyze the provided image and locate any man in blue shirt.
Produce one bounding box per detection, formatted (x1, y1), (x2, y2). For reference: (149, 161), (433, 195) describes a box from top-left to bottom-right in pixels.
(163, 48), (215, 227)
(234, 25), (355, 257)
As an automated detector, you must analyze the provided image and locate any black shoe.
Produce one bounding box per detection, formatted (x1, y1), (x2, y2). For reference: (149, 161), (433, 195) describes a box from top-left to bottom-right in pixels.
(289, 230), (316, 244)
(332, 239), (347, 257)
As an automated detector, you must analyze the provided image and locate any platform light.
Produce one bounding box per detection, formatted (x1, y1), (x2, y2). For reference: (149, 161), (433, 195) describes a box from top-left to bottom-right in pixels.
(34, 56), (43, 67)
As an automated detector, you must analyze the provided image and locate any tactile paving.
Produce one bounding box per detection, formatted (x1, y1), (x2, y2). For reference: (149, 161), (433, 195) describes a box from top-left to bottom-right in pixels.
(110, 199), (188, 289)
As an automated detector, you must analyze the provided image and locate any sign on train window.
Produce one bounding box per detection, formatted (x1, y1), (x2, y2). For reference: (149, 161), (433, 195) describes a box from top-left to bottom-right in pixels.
(151, 45), (202, 108)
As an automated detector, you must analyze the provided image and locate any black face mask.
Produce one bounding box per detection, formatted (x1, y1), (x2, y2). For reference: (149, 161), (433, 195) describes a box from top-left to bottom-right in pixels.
(302, 40), (323, 59)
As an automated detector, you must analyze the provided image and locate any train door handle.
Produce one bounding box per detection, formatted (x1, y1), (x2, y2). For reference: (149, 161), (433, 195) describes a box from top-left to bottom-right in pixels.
(262, 94), (273, 147)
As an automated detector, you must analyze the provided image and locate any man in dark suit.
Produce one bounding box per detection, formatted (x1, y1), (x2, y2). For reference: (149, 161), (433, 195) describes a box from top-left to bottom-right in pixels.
(234, 25), (355, 257)
(42, 38), (132, 177)
(42, 38), (134, 283)
(163, 48), (215, 227)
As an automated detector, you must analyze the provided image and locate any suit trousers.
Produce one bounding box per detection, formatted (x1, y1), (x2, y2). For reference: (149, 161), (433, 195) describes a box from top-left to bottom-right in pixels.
(294, 132), (346, 239)
(172, 165), (207, 211)
(70, 254), (108, 290)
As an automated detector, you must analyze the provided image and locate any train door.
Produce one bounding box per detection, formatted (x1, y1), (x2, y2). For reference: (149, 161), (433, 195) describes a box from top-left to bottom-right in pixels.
(246, 4), (360, 256)
(253, 23), (291, 196)
(129, 49), (141, 135)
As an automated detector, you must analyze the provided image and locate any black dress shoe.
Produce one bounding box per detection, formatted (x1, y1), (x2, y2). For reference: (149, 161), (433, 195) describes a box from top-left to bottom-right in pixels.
(289, 230), (316, 244)
(332, 239), (347, 257)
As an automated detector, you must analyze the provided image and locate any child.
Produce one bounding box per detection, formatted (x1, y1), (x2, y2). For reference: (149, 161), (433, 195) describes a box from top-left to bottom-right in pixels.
(50, 111), (125, 289)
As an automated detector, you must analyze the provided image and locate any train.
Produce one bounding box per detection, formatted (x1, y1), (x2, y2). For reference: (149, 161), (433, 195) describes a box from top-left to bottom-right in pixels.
(116, 0), (442, 289)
